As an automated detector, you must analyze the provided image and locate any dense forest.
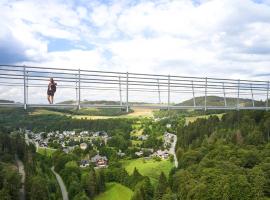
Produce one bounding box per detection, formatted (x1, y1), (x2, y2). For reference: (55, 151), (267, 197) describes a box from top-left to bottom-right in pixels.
(0, 107), (134, 133)
(0, 128), (62, 200)
(170, 111), (270, 200)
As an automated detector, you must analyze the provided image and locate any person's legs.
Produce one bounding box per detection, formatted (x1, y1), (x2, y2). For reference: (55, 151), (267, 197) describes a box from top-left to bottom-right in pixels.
(47, 95), (51, 104)
(50, 95), (54, 104)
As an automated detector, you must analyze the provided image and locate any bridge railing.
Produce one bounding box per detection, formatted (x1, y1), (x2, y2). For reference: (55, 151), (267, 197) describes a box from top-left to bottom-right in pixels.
(0, 64), (269, 111)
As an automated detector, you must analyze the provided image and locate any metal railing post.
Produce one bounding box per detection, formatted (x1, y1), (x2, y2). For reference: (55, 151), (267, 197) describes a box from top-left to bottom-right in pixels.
(267, 81), (269, 111)
(250, 83), (254, 107)
(223, 82), (227, 107)
(204, 77), (207, 111)
(126, 72), (129, 112)
(78, 69), (81, 109)
(168, 75), (170, 110)
(119, 76), (122, 107)
(191, 80), (196, 107)
(157, 79), (161, 104)
(237, 79), (240, 110)
(76, 75), (78, 107)
(23, 66), (27, 110)
(26, 71), (29, 106)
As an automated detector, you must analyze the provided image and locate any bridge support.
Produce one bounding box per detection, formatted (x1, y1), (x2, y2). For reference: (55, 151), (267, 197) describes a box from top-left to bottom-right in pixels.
(204, 77), (207, 111)
(157, 79), (161, 104)
(23, 66), (27, 110)
(250, 83), (254, 107)
(77, 69), (81, 110)
(168, 75), (170, 110)
(267, 81), (269, 111)
(126, 72), (129, 112)
(237, 79), (240, 110)
(191, 80), (196, 108)
(223, 82), (227, 107)
(119, 76), (122, 107)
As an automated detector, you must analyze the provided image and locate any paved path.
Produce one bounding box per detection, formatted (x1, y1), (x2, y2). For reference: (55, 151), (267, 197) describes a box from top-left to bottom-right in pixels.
(51, 167), (69, 200)
(15, 154), (25, 200)
(167, 133), (178, 168)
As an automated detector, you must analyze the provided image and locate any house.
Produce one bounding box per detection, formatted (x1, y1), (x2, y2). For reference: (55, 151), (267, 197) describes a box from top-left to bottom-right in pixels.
(141, 148), (154, 153)
(63, 131), (75, 136)
(39, 142), (48, 147)
(80, 143), (88, 150)
(93, 131), (108, 138)
(63, 146), (76, 154)
(80, 131), (89, 136)
(152, 150), (170, 159)
(138, 135), (149, 141)
(135, 151), (143, 157)
(80, 160), (90, 168)
(117, 150), (126, 157)
(91, 154), (108, 168)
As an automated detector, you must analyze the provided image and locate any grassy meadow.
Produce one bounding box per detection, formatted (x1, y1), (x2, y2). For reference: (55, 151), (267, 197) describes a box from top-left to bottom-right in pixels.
(122, 158), (173, 185)
(94, 182), (133, 200)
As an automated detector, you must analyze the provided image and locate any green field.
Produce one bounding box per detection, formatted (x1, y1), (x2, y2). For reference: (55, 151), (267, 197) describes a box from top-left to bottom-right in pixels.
(122, 158), (173, 184)
(30, 108), (154, 120)
(185, 113), (224, 124)
(37, 147), (56, 157)
(94, 182), (133, 200)
(131, 140), (143, 146)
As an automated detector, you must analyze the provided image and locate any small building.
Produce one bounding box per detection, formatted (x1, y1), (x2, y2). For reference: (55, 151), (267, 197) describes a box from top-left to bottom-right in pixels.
(117, 150), (126, 157)
(80, 131), (89, 136)
(152, 150), (170, 159)
(135, 151), (143, 157)
(91, 154), (108, 168)
(138, 135), (149, 141)
(80, 143), (88, 150)
(80, 160), (90, 168)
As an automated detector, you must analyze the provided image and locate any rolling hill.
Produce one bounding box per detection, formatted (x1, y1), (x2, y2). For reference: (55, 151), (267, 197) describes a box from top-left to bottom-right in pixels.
(177, 96), (265, 107)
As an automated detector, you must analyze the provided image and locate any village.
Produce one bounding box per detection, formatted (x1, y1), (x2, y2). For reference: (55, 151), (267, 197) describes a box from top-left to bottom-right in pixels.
(23, 129), (177, 169)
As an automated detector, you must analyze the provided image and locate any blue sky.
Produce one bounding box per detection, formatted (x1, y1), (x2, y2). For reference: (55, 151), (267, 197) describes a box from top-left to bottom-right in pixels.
(1, 0), (270, 103)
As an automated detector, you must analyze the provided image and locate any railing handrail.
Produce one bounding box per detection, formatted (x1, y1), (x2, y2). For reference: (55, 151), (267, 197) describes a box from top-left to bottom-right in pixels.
(0, 64), (270, 111)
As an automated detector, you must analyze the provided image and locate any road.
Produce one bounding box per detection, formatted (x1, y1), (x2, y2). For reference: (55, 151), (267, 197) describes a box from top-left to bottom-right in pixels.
(15, 154), (25, 200)
(25, 133), (39, 151)
(167, 133), (178, 168)
(51, 167), (69, 200)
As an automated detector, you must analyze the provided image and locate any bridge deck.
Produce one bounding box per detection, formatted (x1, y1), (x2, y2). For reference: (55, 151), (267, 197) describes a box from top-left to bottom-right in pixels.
(0, 64), (269, 111)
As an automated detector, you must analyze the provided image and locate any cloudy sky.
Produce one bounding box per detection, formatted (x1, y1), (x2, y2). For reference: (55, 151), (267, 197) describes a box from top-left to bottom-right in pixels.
(1, 0), (270, 103)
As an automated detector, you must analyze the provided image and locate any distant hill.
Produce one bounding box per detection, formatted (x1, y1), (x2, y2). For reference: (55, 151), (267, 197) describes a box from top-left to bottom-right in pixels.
(0, 100), (15, 103)
(177, 96), (265, 107)
(57, 100), (151, 105)
(58, 100), (121, 105)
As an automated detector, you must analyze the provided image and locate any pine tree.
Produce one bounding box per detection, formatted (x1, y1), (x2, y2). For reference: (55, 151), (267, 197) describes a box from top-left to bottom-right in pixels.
(96, 170), (106, 193)
(131, 168), (144, 189)
(154, 172), (168, 200)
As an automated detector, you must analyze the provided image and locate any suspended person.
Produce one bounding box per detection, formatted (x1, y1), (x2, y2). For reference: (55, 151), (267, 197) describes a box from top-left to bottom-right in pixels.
(47, 78), (57, 104)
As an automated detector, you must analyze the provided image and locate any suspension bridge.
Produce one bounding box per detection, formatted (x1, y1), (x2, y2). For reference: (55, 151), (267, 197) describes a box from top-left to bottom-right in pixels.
(0, 65), (269, 111)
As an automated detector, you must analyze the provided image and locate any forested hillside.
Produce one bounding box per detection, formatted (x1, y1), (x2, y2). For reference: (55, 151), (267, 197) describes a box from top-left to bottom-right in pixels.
(0, 129), (62, 200)
(168, 111), (270, 200)
(0, 107), (134, 133)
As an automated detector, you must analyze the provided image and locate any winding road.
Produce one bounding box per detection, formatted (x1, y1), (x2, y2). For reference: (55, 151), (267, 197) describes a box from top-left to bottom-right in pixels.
(15, 154), (25, 200)
(51, 167), (69, 200)
(25, 133), (68, 200)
